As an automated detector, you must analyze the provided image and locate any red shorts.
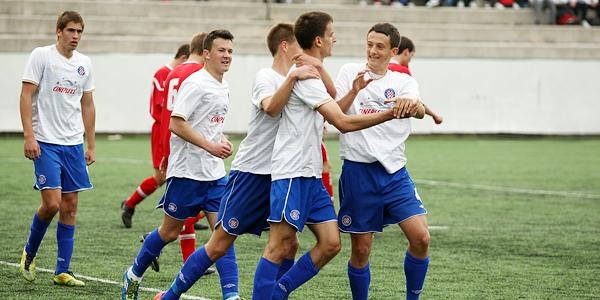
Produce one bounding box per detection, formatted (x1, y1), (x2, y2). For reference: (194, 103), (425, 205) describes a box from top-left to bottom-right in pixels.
(151, 122), (162, 168)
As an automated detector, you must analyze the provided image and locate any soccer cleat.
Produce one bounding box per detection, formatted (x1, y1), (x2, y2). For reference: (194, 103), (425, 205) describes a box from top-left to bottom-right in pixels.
(140, 233), (160, 272)
(19, 249), (36, 282)
(204, 267), (216, 276)
(193, 221), (209, 230)
(53, 271), (85, 287)
(121, 200), (135, 228)
(153, 291), (165, 300)
(122, 267), (142, 300)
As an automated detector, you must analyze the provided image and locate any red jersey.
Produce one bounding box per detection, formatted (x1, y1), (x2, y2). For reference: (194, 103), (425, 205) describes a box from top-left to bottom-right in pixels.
(160, 61), (204, 159)
(388, 62), (412, 76)
(150, 64), (173, 122)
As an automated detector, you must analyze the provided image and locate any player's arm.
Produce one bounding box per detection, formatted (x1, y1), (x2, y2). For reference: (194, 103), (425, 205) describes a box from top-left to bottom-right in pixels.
(81, 91), (96, 165)
(169, 116), (233, 159)
(295, 54), (336, 98)
(317, 99), (395, 133)
(424, 104), (443, 124)
(262, 65), (320, 117)
(20, 82), (40, 160)
(336, 70), (372, 113)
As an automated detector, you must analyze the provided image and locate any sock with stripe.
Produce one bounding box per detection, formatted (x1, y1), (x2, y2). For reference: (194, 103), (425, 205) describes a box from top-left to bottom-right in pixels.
(125, 176), (158, 208)
(180, 217), (197, 262)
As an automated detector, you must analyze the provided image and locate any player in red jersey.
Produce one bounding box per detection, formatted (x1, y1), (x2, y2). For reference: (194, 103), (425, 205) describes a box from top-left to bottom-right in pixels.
(120, 44), (190, 228)
(388, 36), (443, 125)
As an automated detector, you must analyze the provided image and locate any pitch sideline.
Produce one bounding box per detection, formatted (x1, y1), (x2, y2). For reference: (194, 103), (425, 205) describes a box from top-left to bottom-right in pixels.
(0, 260), (209, 300)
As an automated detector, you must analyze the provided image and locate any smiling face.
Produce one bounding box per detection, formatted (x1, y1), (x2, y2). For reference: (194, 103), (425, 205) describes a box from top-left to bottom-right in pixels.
(56, 21), (83, 54)
(204, 37), (234, 76)
(366, 30), (397, 73)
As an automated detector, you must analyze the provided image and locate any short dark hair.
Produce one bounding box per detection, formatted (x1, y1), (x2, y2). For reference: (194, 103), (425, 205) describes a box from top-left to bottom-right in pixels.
(398, 36), (415, 53)
(189, 32), (207, 55)
(267, 23), (295, 57)
(174, 43), (190, 59)
(203, 29), (234, 51)
(294, 11), (333, 50)
(367, 23), (401, 50)
(56, 11), (84, 31)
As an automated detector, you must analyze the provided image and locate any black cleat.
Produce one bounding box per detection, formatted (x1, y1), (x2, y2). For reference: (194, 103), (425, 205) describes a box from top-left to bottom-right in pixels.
(204, 267), (216, 276)
(121, 200), (135, 228)
(140, 233), (160, 272)
(193, 222), (209, 231)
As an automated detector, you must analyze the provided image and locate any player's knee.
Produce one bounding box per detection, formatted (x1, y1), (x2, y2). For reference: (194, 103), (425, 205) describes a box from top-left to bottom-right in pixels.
(39, 203), (59, 219)
(320, 239), (342, 258)
(158, 228), (180, 243)
(352, 243), (372, 260)
(288, 238), (299, 257)
(410, 232), (430, 254)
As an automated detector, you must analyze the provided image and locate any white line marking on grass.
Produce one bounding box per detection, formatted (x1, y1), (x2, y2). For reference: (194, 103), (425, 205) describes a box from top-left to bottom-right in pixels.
(415, 179), (600, 199)
(0, 260), (210, 300)
(428, 226), (449, 230)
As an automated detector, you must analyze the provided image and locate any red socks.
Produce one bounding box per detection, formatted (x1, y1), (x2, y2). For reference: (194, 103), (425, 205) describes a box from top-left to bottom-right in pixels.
(125, 176), (159, 208)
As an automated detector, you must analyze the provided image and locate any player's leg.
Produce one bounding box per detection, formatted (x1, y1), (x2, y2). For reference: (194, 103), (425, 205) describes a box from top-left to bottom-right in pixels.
(399, 215), (430, 300)
(179, 217), (197, 262)
(52, 192), (85, 286)
(253, 221), (298, 300)
(347, 233), (374, 300)
(160, 225), (238, 300)
(277, 235), (298, 280)
(121, 173), (160, 228)
(123, 214), (184, 300)
(21, 188), (60, 282)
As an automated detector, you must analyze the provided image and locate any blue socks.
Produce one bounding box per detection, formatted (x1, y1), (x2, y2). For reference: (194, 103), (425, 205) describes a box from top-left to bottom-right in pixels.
(25, 213), (50, 257)
(216, 245), (239, 299)
(271, 252), (319, 300)
(276, 258), (294, 280)
(348, 261), (370, 300)
(55, 222), (75, 274)
(132, 229), (166, 277)
(404, 251), (429, 300)
(252, 257), (280, 300)
(163, 246), (239, 300)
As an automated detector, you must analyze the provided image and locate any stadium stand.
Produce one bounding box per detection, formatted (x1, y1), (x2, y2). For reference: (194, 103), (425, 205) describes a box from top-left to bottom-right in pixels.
(1, 0), (600, 59)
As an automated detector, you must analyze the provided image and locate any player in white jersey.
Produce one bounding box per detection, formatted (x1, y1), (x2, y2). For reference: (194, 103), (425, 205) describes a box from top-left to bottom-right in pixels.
(122, 29), (240, 300)
(18, 11), (95, 288)
(336, 23), (430, 300)
(152, 23), (329, 300)
(253, 12), (425, 300)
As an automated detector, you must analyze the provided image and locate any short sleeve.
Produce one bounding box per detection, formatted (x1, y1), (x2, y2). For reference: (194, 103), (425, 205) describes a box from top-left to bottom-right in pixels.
(22, 47), (45, 85)
(295, 77), (331, 109)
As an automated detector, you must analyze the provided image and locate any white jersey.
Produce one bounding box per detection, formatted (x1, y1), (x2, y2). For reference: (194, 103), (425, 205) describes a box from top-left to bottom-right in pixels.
(167, 68), (229, 181)
(22, 44), (95, 145)
(271, 65), (332, 180)
(335, 62), (419, 173)
(231, 68), (285, 174)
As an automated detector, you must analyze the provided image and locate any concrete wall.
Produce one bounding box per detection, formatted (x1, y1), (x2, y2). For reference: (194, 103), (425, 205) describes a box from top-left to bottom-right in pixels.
(2, 52), (599, 135)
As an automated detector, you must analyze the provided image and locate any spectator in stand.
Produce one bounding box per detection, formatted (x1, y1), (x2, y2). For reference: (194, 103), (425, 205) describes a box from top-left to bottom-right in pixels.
(533, 0), (558, 24)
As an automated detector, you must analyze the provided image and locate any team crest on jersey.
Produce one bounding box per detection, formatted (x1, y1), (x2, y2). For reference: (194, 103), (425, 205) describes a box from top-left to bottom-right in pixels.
(77, 66), (86, 76)
(228, 218), (239, 229)
(38, 175), (46, 184)
(341, 215), (352, 226)
(384, 88), (396, 99)
(168, 203), (177, 212)
(290, 210), (300, 221)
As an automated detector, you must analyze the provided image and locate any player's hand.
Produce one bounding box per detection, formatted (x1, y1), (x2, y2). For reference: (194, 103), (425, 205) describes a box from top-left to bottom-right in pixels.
(291, 65), (320, 80)
(386, 97), (420, 118)
(294, 53), (323, 70)
(159, 156), (168, 177)
(85, 148), (96, 165)
(23, 138), (41, 160)
(351, 70), (373, 94)
(208, 136), (233, 159)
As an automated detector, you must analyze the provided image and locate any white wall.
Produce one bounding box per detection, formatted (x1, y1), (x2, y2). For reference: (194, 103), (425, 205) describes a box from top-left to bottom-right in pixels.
(2, 52), (599, 135)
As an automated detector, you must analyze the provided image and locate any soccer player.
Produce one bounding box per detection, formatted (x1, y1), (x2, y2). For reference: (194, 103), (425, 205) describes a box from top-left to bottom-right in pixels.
(153, 22), (326, 300)
(121, 29), (238, 300)
(120, 43), (190, 229)
(336, 23), (430, 300)
(158, 32), (215, 268)
(253, 12), (424, 300)
(19, 10), (95, 287)
(388, 36), (443, 125)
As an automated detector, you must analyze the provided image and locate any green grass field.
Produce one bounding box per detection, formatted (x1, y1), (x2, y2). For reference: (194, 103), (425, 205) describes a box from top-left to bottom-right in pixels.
(1, 135), (599, 299)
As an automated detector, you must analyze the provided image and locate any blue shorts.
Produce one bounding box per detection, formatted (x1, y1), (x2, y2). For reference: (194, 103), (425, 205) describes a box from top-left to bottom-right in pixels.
(338, 160), (427, 233)
(268, 177), (337, 232)
(157, 176), (227, 221)
(33, 142), (92, 193)
(216, 170), (271, 236)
